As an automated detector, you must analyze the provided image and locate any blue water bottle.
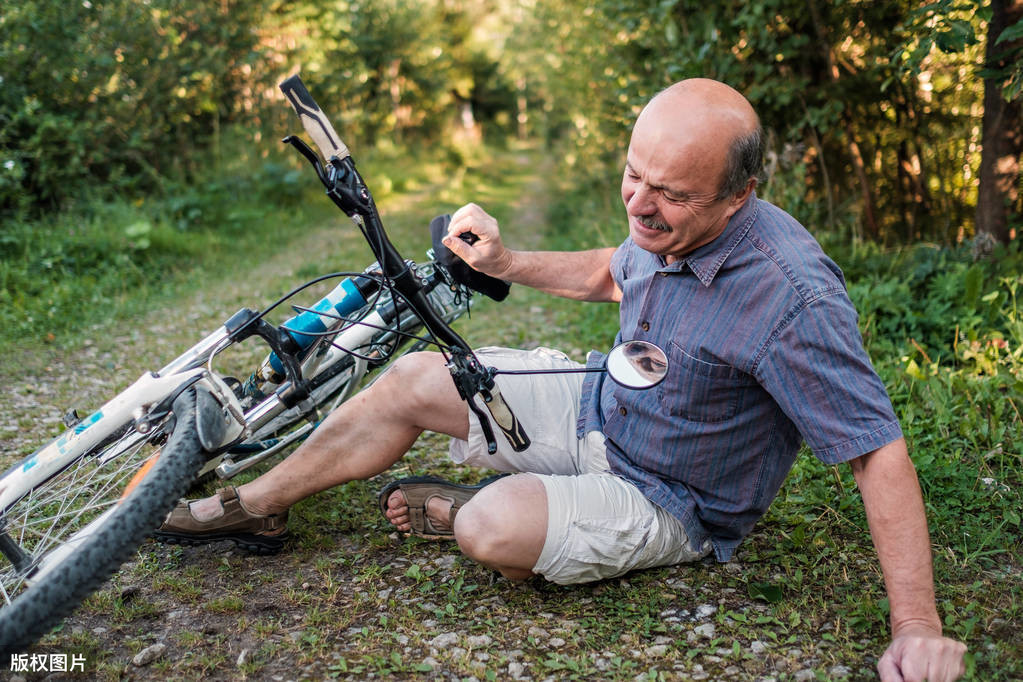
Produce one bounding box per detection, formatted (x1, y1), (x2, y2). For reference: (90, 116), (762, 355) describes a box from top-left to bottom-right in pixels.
(262, 274), (379, 380)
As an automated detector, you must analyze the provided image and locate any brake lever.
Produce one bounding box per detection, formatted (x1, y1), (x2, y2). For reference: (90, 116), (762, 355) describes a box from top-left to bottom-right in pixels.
(478, 383), (530, 452)
(446, 349), (530, 454)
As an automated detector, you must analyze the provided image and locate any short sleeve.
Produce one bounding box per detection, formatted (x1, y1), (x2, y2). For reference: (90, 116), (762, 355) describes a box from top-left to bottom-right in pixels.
(756, 291), (902, 464)
(610, 238), (634, 289)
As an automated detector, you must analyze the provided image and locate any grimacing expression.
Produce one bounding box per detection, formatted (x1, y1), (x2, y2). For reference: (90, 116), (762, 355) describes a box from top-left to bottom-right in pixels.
(621, 83), (755, 263)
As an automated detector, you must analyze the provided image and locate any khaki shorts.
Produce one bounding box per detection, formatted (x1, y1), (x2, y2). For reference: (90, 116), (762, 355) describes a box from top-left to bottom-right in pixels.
(449, 347), (710, 584)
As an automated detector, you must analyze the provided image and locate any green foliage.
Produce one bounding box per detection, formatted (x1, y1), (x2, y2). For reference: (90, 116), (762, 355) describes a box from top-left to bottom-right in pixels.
(0, 0), (273, 215)
(836, 239), (1023, 361)
(0, 148), (319, 347)
(522, 0), (996, 244)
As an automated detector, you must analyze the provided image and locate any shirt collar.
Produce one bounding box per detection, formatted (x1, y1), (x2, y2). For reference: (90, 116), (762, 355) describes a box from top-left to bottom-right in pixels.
(662, 192), (759, 287)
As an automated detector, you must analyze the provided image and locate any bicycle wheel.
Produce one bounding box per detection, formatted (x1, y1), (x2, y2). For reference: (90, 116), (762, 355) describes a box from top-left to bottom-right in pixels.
(0, 388), (206, 655)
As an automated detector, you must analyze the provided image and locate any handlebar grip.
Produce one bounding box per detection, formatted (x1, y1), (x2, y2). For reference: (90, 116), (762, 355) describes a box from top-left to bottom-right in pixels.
(279, 75), (351, 162)
(483, 384), (530, 452)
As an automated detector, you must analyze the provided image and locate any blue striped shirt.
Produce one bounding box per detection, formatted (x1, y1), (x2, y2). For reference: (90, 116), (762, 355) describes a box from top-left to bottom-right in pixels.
(577, 193), (902, 561)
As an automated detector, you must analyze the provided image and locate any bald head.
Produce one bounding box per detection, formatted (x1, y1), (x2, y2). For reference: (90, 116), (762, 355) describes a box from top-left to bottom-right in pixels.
(635, 79), (763, 199)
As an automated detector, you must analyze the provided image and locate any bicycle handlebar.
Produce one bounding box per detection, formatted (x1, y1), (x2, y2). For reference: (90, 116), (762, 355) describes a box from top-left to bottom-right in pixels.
(280, 75), (351, 162)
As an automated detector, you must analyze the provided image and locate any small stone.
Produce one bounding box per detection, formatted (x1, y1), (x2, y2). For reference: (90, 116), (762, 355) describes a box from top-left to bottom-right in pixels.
(644, 644), (669, 657)
(236, 649), (250, 666)
(750, 640), (768, 655)
(434, 555), (458, 570)
(829, 665), (852, 678)
(527, 626), (549, 638)
(693, 623), (716, 639)
(508, 661), (526, 679)
(132, 642), (167, 667)
(422, 656), (440, 668)
(793, 671), (816, 682)
(467, 634), (492, 648)
(430, 632), (459, 649)
(549, 637), (566, 647)
(696, 604), (716, 619)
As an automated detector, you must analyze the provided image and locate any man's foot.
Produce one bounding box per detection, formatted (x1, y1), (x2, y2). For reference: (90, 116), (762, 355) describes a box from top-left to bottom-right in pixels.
(153, 487), (289, 555)
(379, 475), (506, 540)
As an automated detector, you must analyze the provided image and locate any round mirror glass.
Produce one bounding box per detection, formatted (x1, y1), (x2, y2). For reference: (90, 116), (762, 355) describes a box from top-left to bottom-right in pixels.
(606, 340), (669, 389)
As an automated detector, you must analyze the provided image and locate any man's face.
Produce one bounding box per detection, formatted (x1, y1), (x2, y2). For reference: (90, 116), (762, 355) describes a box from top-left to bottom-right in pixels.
(620, 107), (747, 263)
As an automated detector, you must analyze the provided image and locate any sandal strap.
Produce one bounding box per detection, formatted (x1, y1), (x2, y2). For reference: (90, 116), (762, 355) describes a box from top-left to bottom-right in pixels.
(162, 486), (287, 535)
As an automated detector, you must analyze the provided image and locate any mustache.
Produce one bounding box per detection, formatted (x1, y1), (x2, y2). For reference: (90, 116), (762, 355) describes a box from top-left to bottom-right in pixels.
(636, 215), (672, 232)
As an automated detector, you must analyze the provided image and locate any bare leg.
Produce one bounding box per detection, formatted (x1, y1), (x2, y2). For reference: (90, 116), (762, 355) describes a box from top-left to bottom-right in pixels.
(188, 352), (467, 520)
(454, 474), (548, 581)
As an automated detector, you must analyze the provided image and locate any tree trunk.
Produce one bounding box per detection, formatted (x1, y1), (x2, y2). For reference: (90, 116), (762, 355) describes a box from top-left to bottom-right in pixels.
(976, 0), (1023, 253)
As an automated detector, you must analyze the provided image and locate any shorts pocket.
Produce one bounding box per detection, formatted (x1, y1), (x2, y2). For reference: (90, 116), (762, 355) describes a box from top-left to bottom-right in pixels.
(566, 516), (654, 576)
(658, 342), (757, 423)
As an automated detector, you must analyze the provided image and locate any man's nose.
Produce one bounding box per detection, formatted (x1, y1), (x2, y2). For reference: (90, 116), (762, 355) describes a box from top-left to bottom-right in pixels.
(627, 183), (657, 214)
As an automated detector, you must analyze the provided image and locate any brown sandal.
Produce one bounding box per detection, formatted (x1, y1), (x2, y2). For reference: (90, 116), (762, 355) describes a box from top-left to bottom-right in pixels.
(153, 487), (288, 555)
(378, 474), (506, 540)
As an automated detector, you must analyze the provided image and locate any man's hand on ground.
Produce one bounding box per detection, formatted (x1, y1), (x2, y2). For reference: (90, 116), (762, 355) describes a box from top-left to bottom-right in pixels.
(878, 626), (967, 682)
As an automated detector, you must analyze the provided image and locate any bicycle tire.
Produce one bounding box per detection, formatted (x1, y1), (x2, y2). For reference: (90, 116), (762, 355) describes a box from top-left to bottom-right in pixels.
(0, 388), (206, 655)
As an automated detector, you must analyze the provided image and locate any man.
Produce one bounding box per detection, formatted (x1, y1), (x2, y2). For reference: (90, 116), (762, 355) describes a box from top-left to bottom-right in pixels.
(156, 79), (966, 680)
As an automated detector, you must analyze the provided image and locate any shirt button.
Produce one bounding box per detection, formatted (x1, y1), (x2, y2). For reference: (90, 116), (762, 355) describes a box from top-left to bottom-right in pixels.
(619, 406), (628, 416)
(640, 321), (650, 332)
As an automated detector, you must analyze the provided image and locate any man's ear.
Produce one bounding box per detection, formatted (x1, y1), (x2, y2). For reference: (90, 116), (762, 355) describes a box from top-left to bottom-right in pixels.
(724, 178), (756, 216)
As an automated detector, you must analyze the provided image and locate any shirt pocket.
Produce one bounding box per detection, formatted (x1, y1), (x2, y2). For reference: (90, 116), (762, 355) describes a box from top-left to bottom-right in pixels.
(658, 341), (757, 423)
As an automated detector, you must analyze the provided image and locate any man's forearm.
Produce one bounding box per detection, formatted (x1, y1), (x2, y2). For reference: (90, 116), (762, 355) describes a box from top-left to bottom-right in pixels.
(444, 204), (620, 303)
(850, 438), (941, 635)
(498, 247), (620, 302)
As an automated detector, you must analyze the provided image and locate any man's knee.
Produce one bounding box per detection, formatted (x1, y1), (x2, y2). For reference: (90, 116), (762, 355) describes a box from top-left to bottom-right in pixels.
(376, 352), (449, 408)
(454, 475), (547, 567)
(453, 495), (502, 561)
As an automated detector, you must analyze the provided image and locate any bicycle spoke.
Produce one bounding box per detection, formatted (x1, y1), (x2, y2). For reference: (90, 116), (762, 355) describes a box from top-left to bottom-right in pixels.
(0, 423), (163, 603)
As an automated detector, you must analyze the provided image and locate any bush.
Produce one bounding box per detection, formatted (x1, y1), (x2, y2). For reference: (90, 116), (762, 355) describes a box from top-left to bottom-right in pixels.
(0, 0), (272, 216)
